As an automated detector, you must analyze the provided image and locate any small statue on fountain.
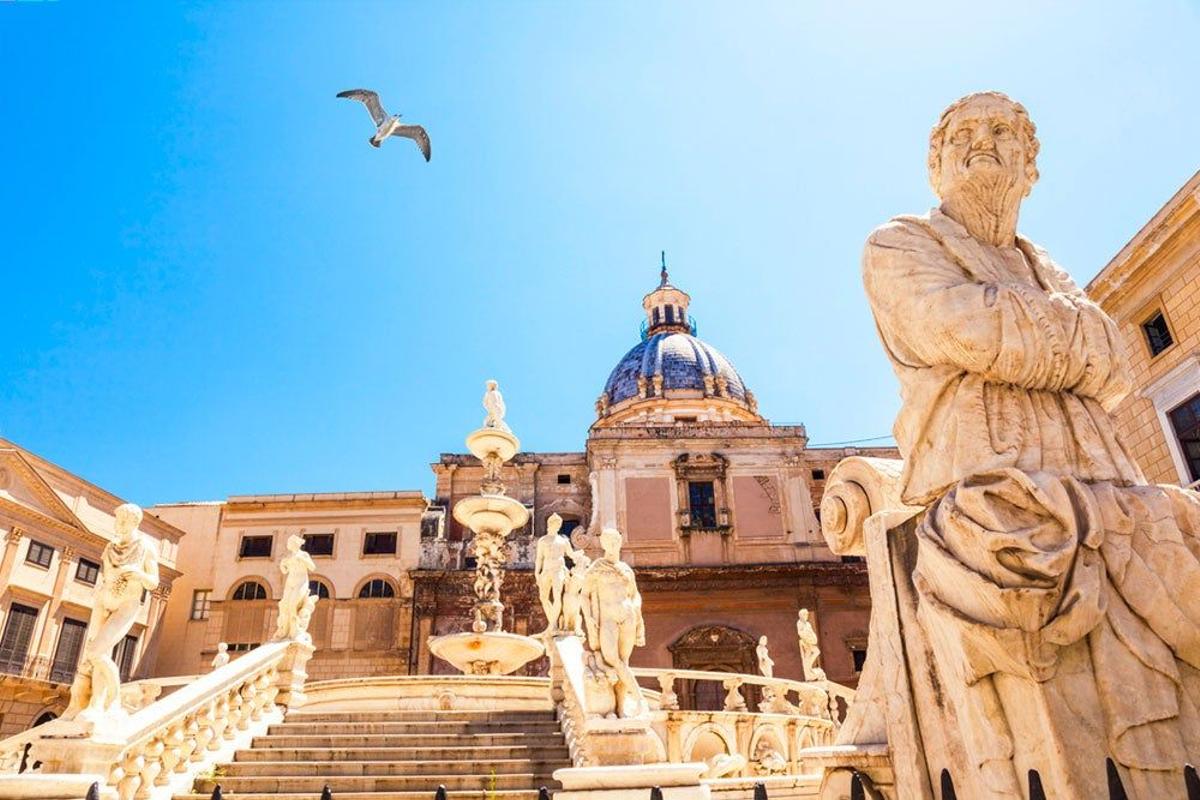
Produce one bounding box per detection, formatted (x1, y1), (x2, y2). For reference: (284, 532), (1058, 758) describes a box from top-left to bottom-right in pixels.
(756, 635), (775, 679)
(482, 379), (510, 432)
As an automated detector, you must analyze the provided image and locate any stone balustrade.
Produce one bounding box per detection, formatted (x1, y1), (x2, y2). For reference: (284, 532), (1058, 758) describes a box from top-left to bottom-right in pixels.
(0, 637), (313, 800)
(631, 668), (854, 779)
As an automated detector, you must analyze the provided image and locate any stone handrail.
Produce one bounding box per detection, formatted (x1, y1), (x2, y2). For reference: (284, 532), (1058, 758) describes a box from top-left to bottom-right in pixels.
(631, 667), (853, 723)
(0, 636), (313, 800)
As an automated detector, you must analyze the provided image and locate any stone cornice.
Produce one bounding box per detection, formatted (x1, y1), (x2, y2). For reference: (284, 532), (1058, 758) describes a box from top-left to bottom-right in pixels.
(1087, 170), (1200, 309)
(225, 492), (428, 513)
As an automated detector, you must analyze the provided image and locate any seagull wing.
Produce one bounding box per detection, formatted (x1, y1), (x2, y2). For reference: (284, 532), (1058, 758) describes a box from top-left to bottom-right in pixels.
(393, 124), (431, 162)
(336, 89), (387, 127)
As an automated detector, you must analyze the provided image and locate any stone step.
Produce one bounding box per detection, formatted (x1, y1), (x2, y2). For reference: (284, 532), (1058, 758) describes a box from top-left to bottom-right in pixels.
(269, 720), (562, 736)
(286, 710), (555, 723)
(234, 745), (571, 763)
(177, 791), (547, 800)
(253, 733), (565, 749)
(194, 774), (556, 794)
(221, 759), (567, 778)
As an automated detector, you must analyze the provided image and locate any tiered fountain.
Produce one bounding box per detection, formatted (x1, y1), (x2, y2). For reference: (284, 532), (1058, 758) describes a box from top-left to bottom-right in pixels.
(427, 380), (546, 675)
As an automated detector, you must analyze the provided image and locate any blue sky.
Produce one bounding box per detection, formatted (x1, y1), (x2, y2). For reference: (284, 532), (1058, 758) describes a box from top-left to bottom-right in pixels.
(2, 1), (1198, 505)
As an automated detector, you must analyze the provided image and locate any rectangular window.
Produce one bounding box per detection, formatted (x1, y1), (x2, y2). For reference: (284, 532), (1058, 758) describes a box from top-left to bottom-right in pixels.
(227, 642), (258, 653)
(0, 604), (39, 675)
(50, 619), (87, 684)
(190, 590), (211, 621)
(665, 305), (676, 324)
(851, 648), (868, 673)
(811, 469), (826, 481)
(238, 535), (273, 559)
(1143, 311), (1174, 357)
(557, 474), (572, 485)
(75, 558), (100, 586)
(112, 634), (138, 682)
(25, 540), (54, 569)
(687, 481), (718, 528)
(302, 533), (335, 556)
(362, 531), (397, 555)
(1169, 393), (1200, 482)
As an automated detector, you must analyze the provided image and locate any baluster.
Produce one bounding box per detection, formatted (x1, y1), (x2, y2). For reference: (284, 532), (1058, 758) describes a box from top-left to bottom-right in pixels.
(222, 690), (241, 740)
(657, 672), (679, 710)
(182, 713), (204, 766)
(135, 738), (164, 799)
(236, 680), (256, 731)
(159, 721), (186, 783)
(250, 671), (272, 721)
(206, 694), (228, 747)
(116, 749), (144, 800)
(722, 676), (747, 712)
(195, 703), (218, 756)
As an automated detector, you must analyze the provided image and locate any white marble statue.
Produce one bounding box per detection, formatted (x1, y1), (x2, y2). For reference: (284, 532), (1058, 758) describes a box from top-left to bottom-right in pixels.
(482, 379), (510, 432)
(273, 534), (317, 641)
(581, 527), (646, 718)
(587, 470), (601, 532)
(535, 513), (582, 634)
(756, 635), (774, 679)
(704, 752), (747, 779)
(64, 503), (159, 722)
(211, 642), (230, 670)
(856, 90), (1200, 798)
(795, 608), (825, 681)
(561, 549), (591, 637)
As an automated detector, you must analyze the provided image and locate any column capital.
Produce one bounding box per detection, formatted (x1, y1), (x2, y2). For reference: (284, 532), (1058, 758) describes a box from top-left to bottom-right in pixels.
(5, 527), (24, 545)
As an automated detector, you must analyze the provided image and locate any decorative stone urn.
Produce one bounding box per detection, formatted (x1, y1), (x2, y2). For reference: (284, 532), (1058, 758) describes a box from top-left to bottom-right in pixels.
(428, 381), (545, 675)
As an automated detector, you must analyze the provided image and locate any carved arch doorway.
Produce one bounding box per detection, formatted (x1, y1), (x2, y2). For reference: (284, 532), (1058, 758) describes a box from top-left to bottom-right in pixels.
(669, 625), (759, 711)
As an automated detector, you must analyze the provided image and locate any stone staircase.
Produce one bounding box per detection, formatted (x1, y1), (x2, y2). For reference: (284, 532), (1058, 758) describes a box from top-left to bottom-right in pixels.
(175, 708), (570, 800)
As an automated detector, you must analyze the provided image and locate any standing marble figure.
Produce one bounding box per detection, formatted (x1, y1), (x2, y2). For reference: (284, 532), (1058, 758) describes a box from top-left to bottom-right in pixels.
(535, 513), (582, 634)
(756, 636), (775, 679)
(861, 91), (1200, 798)
(274, 534), (317, 641)
(581, 527), (646, 718)
(64, 503), (159, 722)
(795, 608), (825, 681)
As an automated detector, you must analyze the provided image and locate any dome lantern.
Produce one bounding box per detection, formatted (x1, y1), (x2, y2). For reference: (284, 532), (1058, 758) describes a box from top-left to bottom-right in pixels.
(641, 252), (695, 338)
(594, 258), (762, 428)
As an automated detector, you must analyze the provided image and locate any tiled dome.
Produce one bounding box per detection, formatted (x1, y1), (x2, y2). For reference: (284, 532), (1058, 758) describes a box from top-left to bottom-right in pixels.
(602, 332), (749, 406)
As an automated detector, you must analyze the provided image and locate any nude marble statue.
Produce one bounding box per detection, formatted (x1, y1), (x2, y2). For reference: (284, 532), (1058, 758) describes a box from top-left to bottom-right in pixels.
(858, 90), (1200, 798)
(795, 608), (825, 681)
(273, 534), (317, 641)
(581, 527), (646, 718)
(535, 513), (582, 634)
(64, 503), (159, 722)
(756, 635), (774, 679)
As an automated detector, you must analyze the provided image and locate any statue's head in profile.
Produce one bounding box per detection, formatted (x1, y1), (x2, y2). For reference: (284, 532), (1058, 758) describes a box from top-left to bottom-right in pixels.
(286, 534), (305, 553)
(928, 91), (1040, 211)
(113, 502), (143, 540)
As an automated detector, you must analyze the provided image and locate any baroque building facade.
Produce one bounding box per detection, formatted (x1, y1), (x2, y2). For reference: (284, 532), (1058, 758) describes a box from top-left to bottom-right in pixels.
(1087, 169), (1200, 487)
(410, 269), (896, 694)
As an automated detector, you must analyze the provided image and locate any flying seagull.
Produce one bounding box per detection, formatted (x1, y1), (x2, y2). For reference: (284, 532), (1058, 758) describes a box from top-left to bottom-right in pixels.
(336, 89), (431, 161)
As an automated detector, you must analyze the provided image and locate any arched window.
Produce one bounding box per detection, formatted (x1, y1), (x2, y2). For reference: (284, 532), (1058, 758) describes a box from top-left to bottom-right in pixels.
(231, 580), (268, 601)
(308, 579), (331, 599)
(358, 578), (395, 599)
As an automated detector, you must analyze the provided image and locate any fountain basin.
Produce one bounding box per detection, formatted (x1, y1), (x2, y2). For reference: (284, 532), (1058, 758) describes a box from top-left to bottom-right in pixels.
(466, 427), (520, 462)
(453, 493), (530, 534)
(428, 631), (545, 675)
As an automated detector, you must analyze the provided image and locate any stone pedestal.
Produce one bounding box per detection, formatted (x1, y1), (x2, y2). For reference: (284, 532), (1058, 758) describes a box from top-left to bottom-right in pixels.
(553, 763), (710, 800)
(275, 639), (316, 709)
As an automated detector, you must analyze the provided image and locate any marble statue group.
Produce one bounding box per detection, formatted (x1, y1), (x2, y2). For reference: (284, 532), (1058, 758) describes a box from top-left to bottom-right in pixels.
(837, 90), (1200, 799)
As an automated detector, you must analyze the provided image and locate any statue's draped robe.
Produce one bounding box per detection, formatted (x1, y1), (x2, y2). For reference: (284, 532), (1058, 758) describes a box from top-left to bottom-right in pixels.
(863, 209), (1200, 798)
